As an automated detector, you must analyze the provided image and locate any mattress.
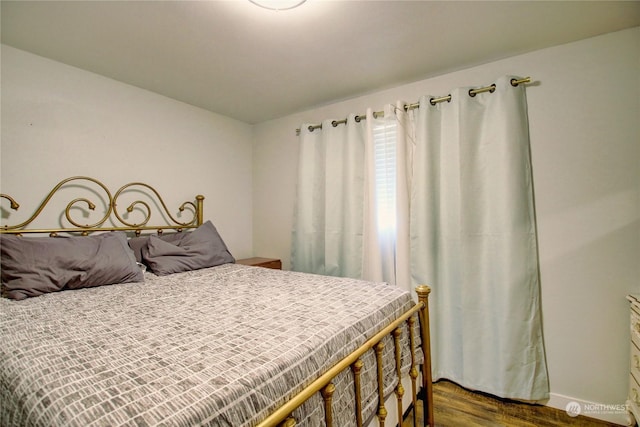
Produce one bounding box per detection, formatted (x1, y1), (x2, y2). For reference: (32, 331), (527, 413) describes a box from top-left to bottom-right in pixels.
(0, 264), (420, 427)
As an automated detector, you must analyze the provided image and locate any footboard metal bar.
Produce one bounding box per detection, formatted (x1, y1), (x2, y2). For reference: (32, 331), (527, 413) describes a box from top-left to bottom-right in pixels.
(352, 359), (364, 427)
(321, 383), (336, 427)
(393, 327), (405, 426)
(374, 341), (387, 426)
(408, 316), (419, 427)
(256, 285), (433, 427)
(416, 286), (434, 427)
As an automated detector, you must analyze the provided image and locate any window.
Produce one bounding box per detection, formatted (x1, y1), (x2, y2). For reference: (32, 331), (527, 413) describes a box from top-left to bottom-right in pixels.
(373, 121), (398, 234)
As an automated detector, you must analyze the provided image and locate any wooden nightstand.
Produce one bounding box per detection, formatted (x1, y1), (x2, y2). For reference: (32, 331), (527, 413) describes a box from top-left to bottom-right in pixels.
(236, 257), (282, 270)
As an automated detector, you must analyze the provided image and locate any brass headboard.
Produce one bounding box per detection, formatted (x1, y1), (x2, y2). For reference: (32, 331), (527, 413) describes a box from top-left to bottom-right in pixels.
(0, 176), (204, 236)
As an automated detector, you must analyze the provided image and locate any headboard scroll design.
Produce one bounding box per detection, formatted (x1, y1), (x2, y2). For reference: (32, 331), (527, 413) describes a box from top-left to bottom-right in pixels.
(1, 176), (204, 236)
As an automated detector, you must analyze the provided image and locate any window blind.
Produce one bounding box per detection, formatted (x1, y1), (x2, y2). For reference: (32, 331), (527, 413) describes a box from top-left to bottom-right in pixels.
(373, 121), (397, 233)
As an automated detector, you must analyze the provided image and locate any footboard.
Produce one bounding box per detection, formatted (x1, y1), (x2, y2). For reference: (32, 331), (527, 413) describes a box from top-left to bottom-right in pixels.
(257, 285), (434, 427)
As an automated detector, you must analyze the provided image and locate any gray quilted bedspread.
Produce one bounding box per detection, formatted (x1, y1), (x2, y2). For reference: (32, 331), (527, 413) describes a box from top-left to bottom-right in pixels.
(0, 264), (420, 427)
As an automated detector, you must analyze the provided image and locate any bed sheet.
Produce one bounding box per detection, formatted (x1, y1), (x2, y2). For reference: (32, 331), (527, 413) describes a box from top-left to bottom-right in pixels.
(0, 264), (420, 427)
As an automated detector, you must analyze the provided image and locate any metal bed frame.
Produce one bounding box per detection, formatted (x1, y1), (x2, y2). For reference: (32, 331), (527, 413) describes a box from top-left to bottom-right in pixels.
(0, 176), (434, 427)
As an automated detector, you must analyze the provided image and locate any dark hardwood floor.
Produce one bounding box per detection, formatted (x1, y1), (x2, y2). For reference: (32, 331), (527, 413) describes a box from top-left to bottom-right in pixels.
(404, 380), (621, 427)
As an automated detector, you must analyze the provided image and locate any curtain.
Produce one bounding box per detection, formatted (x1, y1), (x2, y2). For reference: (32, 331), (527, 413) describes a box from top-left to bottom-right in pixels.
(292, 108), (405, 286)
(410, 76), (549, 400)
(291, 114), (366, 278)
(292, 75), (549, 401)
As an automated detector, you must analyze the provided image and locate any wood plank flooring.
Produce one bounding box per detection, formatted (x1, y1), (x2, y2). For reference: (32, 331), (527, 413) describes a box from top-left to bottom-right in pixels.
(403, 380), (622, 427)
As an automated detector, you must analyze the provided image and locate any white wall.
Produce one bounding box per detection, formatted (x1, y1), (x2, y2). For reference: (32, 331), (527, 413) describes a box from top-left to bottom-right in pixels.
(1, 45), (254, 258)
(252, 27), (640, 423)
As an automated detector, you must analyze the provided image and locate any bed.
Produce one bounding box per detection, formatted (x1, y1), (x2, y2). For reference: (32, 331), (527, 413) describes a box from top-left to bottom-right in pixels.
(0, 176), (434, 427)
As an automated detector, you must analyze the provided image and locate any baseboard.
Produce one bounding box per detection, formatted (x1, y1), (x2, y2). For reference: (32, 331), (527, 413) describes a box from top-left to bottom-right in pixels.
(546, 392), (631, 426)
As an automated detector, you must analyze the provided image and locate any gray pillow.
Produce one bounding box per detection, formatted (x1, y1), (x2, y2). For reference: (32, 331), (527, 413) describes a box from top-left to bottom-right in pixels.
(141, 220), (235, 275)
(1, 232), (144, 300)
(128, 232), (188, 263)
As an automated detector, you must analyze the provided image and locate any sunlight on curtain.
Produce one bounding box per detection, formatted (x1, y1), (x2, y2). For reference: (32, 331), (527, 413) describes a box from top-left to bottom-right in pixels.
(362, 108), (391, 284)
(373, 121), (397, 235)
(362, 106), (408, 287)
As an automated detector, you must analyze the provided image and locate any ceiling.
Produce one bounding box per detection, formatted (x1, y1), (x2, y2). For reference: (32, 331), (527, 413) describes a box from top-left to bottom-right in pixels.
(1, 1), (639, 124)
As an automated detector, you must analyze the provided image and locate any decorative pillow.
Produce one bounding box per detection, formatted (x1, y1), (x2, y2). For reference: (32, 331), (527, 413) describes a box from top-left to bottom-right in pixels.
(141, 220), (235, 275)
(128, 232), (188, 263)
(1, 232), (144, 301)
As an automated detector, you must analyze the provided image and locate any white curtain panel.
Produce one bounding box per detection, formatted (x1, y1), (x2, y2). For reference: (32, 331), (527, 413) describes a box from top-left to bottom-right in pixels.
(410, 76), (549, 400)
(291, 115), (366, 278)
